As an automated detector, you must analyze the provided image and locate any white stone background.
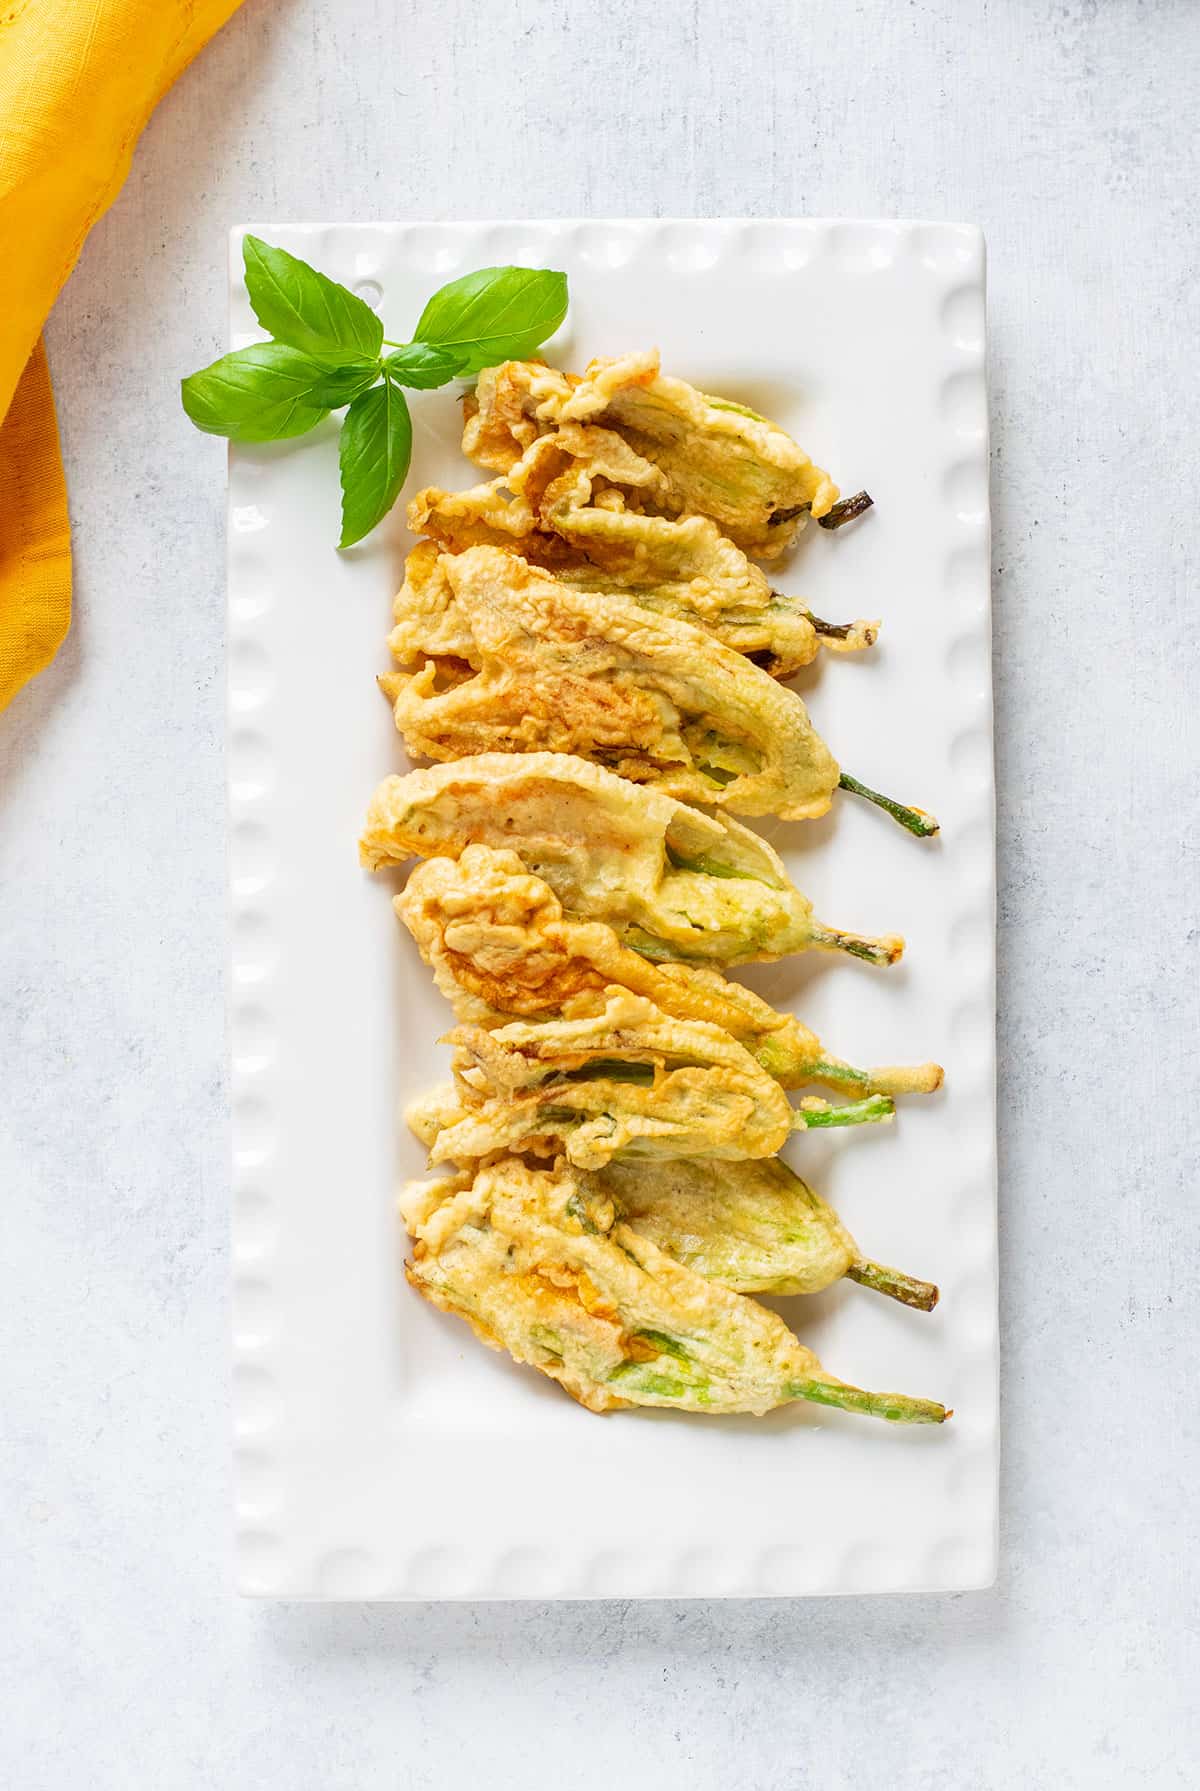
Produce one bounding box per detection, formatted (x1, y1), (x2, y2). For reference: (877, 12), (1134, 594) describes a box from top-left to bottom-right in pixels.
(2, 0), (1198, 1784)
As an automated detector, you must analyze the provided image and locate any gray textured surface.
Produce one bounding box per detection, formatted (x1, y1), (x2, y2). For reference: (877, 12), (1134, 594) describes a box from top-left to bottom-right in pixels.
(2, 0), (1198, 1784)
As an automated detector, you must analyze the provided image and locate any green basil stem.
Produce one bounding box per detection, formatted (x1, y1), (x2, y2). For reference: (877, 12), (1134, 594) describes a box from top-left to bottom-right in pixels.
(791, 1093), (894, 1131)
(790, 1379), (948, 1424)
(838, 772), (940, 838)
(846, 1259), (940, 1312)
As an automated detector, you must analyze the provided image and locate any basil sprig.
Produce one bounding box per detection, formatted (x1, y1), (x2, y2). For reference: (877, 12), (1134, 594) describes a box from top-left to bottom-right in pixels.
(242, 236), (384, 362)
(181, 236), (568, 548)
(337, 380), (413, 554)
(412, 266), (573, 375)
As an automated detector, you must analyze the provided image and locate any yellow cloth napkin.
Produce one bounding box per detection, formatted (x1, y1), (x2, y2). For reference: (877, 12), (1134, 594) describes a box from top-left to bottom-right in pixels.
(0, 0), (247, 711)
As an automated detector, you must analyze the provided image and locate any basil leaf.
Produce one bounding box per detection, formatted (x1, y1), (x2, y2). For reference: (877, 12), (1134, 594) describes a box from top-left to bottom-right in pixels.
(180, 342), (335, 442)
(338, 378), (412, 549)
(412, 266), (567, 375)
(242, 234), (383, 362)
(383, 342), (464, 389)
(304, 362), (382, 408)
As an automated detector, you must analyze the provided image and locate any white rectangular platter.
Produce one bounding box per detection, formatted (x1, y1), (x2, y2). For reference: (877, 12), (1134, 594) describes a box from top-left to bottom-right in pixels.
(229, 219), (996, 1600)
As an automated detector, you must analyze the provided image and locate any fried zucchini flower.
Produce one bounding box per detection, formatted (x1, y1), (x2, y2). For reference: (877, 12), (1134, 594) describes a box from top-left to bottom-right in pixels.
(589, 1156), (938, 1309)
(407, 989), (894, 1170)
(361, 753), (904, 967)
(385, 542), (929, 833)
(400, 1158), (948, 1423)
(462, 351), (839, 559)
(408, 427), (878, 678)
(383, 544), (845, 821)
(397, 845), (942, 1098)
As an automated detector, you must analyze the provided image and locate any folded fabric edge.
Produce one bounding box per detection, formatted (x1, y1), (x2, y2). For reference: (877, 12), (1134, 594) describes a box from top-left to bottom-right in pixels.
(0, 337), (72, 712)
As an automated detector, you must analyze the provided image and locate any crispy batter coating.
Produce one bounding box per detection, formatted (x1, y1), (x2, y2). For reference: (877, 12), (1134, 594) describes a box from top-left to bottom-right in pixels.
(361, 752), (904, 967)
(408, 989), (894, 1169)
(593, 1155), (857, 1294)
(589, 1156), (938, 1308)
(462, 352), (839, 558)
(382, 545), (841, 820)
(397, 846), (941, 1096)
(408, 429), (877, 677)
(400, 1158), (948, 1422)
(378, 353), (945, 1427)
(413, 988), (801, 1169)
(385, 540), (476, 665)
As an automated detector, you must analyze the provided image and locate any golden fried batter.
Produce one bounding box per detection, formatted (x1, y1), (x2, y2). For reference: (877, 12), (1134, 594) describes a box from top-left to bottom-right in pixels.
(418, 990), (796, 1168)
(376, 344), (949, 1433)
(397, 845), (942, 1097)
(589, 1157), (939, 1308)
(407, 988), (894, 1170)
(401, 1158), (948, 1422)
(361, 753), (904, 967)
(382, 544), (841, 820)
(408, 428), (877, 677)
(462, 352), (839, 557)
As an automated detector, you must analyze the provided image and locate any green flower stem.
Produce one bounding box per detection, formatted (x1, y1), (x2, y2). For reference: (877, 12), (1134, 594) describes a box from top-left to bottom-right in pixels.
(846, 1259), (940, 1312)
(807, 1057), (943, 1098)
(791, 1094), (894, 1131)
(807, 924), (904, 967)
(817, 490), (875, 530)
(807, 1056), (870, 1091)
(838, 772), (940, 838)
(790, 1378), (949, 1424)
(804, 612), (856, 641)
